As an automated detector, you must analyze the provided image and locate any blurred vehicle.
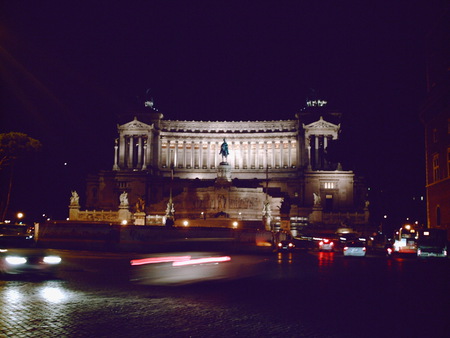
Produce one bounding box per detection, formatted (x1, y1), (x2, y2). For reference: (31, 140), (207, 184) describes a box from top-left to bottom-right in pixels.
(0, 248), (62, 277)
(416, 229), (448, 258)
(343, 241), (366, 257)
(277, 240), (295, 251)
(318, 238), (334, 252)
(393, 224), (418, 255)
(0, 229), (61, 277)
(293, 237), (314, 250)
(130, 252), (267, 286)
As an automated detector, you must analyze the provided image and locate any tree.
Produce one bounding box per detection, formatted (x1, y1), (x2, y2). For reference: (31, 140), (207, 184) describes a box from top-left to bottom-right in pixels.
(0, 132), (42, 221)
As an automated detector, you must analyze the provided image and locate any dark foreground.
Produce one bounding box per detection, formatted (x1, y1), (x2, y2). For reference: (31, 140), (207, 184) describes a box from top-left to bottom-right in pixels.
(1, 249), (449, 337)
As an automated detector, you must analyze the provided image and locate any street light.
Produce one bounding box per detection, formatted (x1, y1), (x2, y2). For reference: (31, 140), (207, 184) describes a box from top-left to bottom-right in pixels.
(17, 212), (24, 224)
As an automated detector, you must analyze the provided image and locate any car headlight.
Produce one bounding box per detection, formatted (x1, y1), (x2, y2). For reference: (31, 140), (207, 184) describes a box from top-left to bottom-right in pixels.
(43, 256), (62, 264)
(5, 256), (27, 265)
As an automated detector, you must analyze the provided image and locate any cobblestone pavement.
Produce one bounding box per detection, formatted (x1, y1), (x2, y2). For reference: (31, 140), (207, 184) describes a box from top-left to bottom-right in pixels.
(0, 278), (328, 338)
(1, 250), (450, 337)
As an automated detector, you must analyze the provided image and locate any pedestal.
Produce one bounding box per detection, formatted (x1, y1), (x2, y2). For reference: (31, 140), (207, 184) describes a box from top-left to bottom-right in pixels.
(118, 207), (131, 224)
(217, 162), (232, 182)
(69, 206), (80, 220)
(134, 212), (146, 225)
(309, 207), (323, 224)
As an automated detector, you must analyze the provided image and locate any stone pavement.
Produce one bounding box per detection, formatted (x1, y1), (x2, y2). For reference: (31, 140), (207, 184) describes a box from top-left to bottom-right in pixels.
(0, 279), (325, 338)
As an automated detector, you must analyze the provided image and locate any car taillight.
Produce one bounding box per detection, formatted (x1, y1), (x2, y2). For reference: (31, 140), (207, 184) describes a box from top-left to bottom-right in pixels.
(319, 241), (324, 246)
(288, 243), (294, 247)
(387, 248), (392, 254)
(362, 247), (366, 251)
(324, 239), (329, 243)
(278, 243), (282, 247)
(344, 247), (348, 251)
(330, 242), (334, 246)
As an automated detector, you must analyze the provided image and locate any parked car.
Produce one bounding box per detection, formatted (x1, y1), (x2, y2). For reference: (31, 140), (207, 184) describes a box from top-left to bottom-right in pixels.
(343, 241), (367, 257)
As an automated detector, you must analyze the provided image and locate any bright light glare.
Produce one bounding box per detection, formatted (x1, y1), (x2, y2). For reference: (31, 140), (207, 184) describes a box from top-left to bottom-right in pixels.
(183, 220), (189, 226)
(43, 256), (62, 264)
(40, 287), (66, 303)
(130, 256), (191, 266)
(5, 256), (27, 265)
(172, 256), (231, 267)
(424, 231), (430, 236)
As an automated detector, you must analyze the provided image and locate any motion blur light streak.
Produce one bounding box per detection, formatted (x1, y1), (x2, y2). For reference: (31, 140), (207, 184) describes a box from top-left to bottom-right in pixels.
(130, 256), (192, 266)
(172, 256), (231, 267)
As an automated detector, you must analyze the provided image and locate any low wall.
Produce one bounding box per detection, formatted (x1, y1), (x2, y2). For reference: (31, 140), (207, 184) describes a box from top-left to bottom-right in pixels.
(37, 221), (275, 253)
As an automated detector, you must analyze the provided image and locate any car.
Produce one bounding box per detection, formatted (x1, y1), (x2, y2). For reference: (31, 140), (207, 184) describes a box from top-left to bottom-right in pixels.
(277, 240), (295, 251)
(343, 241), (367, 257)
(0, 234), (61, 278)
(318, 238), (334, 251)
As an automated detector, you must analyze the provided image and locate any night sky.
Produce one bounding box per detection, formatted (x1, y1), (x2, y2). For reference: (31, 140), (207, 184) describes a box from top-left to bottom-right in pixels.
(0, 1), (444, 225)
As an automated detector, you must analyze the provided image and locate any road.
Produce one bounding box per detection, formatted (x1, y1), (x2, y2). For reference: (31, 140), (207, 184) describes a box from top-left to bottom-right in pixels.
(1, 249), (449, 337)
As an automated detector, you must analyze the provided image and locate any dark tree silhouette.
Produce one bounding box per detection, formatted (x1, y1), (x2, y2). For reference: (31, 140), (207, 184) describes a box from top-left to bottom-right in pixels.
(0, 132), (42, 221)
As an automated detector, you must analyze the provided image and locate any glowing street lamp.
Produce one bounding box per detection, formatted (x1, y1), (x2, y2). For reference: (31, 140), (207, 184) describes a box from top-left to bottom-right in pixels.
(16, 212), (24, 224)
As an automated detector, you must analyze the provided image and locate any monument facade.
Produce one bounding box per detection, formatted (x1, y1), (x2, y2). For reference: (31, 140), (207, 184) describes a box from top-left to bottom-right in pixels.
(81, 100), (369, 231)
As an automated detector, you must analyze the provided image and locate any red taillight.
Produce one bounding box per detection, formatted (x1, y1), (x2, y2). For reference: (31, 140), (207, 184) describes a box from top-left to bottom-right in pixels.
(330, 242), (334, 246)
(319, 241), (324, 246)
(324, 239), (329, 243)
(344, 247), (348, 251)
(387, 248), (392, 254)
(362, 247), (366, 251)
(278, 243), (282, 247)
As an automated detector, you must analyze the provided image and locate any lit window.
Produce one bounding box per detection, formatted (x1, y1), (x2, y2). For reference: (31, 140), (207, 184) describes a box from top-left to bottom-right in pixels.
(324, 182), (334, 189)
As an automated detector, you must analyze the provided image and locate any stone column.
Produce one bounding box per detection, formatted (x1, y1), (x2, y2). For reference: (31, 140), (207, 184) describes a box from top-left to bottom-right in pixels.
(255, 142), (259, 168)
(113, 138), (120, 171)
(146, 134), (152, 168)
(207, 141), (211, 168)
(142, 142), (147, 170)
(247, 141), (251, 169)
(183, 141), (187, 168)
(119, 134), (126, 168)
(199, 141), (203, 168)
(280, 141), (284, 168)
(307, 136), (312, 170)
(137, 136), (143, 168)
(288, 140), (292, 168)
(127, 136), (134, 169)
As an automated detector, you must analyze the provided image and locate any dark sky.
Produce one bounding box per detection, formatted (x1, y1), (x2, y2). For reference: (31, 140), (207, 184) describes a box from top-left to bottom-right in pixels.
(0, 1), (445, 224)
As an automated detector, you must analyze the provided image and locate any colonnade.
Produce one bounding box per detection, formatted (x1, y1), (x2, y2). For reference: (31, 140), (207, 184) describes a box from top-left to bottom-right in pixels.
(160, 139), (298, 170)
(306, 134), (334, 170)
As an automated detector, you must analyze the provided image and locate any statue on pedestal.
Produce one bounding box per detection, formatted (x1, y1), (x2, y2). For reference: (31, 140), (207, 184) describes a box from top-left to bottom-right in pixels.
(70, 191), (80, 206)
(313, 192), (321, 206)
(219, 138), (229, 163)
(119, 191), (129, 207)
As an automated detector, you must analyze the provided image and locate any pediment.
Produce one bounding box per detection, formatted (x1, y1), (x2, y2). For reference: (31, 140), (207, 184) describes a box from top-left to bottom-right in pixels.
(303, 116), (340, 138)
(303, 116), (339, 130)
(119, 117), (153, 132)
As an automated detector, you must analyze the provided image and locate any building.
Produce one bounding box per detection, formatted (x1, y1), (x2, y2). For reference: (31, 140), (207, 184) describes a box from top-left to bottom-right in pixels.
(420, 7), (450, 232)
(72, 99), (369, 233)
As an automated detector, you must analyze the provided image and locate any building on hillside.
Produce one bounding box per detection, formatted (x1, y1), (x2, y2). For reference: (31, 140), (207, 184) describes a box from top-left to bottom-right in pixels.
(420, 7), (450, 233)
(71, 99), (370, 234)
